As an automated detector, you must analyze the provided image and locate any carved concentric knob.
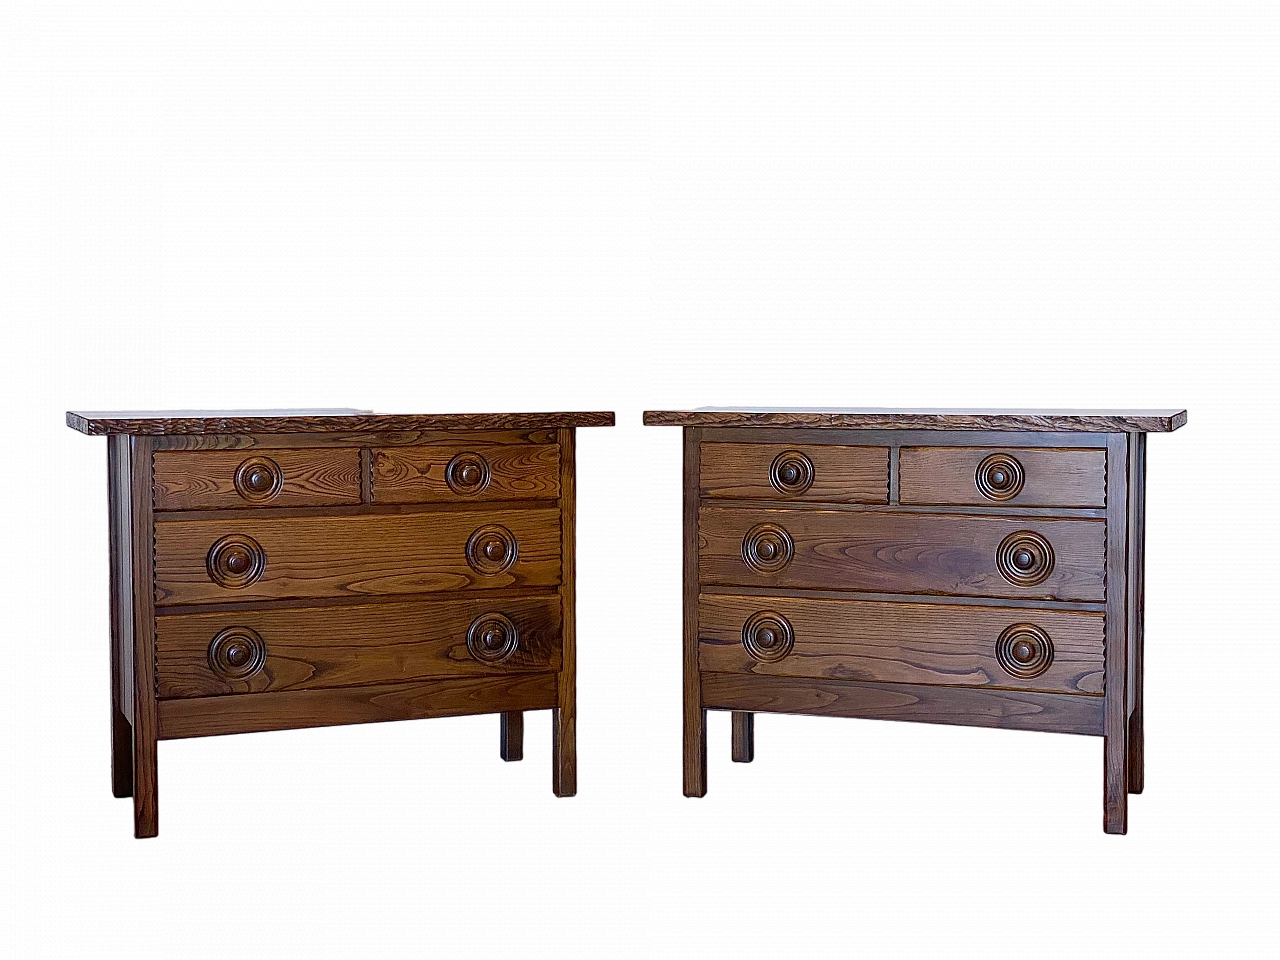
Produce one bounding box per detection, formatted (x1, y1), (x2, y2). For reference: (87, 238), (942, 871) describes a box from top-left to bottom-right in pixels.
(975, 453), (1025, 502)
(996, 623), (1054, 679)
(446, 452), (491, 495)
(234, 456), (283, 503)
(742, 523), (794, 574)
(208, 626), (267, 680)
(742, 611), (795, 662)
(466, 524), (518, 575)
(770, 450), (815, 496)
(996, 531), (1055, 586)
(467, 613), (519, 663)
(206, 534), (267, 588)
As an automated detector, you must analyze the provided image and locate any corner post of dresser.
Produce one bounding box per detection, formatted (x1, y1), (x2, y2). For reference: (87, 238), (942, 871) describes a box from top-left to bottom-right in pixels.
(552, 427), (577, 796)
(1103, 432), (1131, 834)
(129, 435), (159, 838)
(1127, 432), (1147, 794)
(683, 427), (707, 796)
(106, 435), (134, 799)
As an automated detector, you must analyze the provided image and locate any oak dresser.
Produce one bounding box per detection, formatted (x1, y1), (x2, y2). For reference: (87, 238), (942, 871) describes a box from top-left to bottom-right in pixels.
(643, 408), (1186, 834)
(68, 408), (614, 837)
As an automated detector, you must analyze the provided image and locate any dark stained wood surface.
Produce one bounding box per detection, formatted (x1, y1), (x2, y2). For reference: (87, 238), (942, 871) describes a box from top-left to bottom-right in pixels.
(1103, 433), (1132, 834)
(129, 436), (159, 837)
(684, 427), (708, 796)
(154, 507), (561, 604)
(501, 711), (524, 761)
(372, 442), (559, 504)
(107, 435), (134, 798)
(553, 428), (577, 797)
(700, 506), (1107, 602)
(644, 408), (1187, 432)
(698, 594), (1105, 695)
(68, 409), (615, 435)
(702, 673), (1104, 736)
(731, 712), (754, 762)
(158, 673), (559, 739)
(153, 448), (362, 510)
(156, 595), (562, 698)
(899, 446), (1107, 508)
(699, 442), (889, 503)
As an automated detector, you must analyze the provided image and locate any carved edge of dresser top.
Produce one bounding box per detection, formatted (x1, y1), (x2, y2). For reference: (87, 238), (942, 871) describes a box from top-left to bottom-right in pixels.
(641, 408), (1187, 432)
(67, 409), (617, 435)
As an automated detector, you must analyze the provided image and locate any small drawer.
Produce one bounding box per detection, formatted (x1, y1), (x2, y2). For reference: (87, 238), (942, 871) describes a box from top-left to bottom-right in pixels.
(699, 506), (1106, 602)
(156, 594), (562, 698)
(700, 443), (888, 502)
(153, 449), (361, 510)
(698, 594), (1104, 695)
(899, 447), (1106, 508)
(153, 507), (562, 605)
(371, 442), (559, 503)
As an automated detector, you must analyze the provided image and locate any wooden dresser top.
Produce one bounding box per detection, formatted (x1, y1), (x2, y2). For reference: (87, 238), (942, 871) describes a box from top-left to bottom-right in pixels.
(642, 408), (1187, 432)
(68, 409), (616, 436)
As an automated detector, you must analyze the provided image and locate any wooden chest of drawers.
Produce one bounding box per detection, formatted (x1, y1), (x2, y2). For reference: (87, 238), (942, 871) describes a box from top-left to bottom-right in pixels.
(643, 408), (1187, 834)
(68, 408), (614, 837)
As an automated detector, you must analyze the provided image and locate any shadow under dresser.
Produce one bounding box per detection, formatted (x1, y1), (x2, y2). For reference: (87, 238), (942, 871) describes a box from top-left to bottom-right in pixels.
(68, 408), (615, 837)
(643, 407), (1186, 834)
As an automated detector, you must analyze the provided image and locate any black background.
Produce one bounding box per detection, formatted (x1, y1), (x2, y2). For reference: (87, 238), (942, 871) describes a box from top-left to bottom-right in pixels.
(55, 384), (1198, 839)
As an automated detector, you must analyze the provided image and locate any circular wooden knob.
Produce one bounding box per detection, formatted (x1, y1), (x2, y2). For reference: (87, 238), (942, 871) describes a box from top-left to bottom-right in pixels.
(466, 524), (518, 575)
(975, 453), (1025, 501)
(206, 534), (267, 589)
(234, 456), (283, 502)
(996, 623), (1054, 679)
(446, 452), (491, 495)
(769, 450), (815, 495)
(742, 523), (794, 574)
(742, 611), (795, 662)
(208, 626), (267, 680)
(996, 531), (1055, 586)
(467, 613), (519, 663)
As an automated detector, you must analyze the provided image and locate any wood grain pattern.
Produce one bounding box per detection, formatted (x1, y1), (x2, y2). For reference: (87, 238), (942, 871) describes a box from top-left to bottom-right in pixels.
(684, 427), (708, 796)
(372, 442), (559, 504)
(698, 595), (1105, 695)
(154, 508), (561, 605)
(1128, 433), (1147, 794)
(702, 672), (1105, 736)
(644, 408), (1187, 432)
(129, 436), (159, 838)
(153, 448), (361, 510)
(156, 595), (562, 697)
(153, 429), (562, 451)
(69, 409), (616, 436)
(1104, 433), (1131, 834)
(731, 712), (754, 762)
(500, 711), (524, 761)
(107, 435), (134, 798)
(899, 447), (1106, 508)
(158, 674), (559, 739)
(553, 428), (577, 797)
(700, 506), (1107, 602)
(699, 442), (888, 502)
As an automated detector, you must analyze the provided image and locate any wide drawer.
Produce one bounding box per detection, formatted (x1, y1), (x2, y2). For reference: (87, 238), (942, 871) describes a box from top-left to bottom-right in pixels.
(700, 442), (888, 503)
(699, 506), (1106, 602)
(371, 442), (559, 503)
(153, 449), (362, 510)
(156, 594), (562, 698)
(699, 594), (1104, 695)
(899, 446), (1106, 508)
(154, 508), (561, 605)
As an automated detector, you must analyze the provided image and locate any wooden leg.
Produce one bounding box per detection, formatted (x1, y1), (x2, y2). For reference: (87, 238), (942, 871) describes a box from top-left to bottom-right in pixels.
(553, 428), (577, 797)
(1128, 434), (1146, 795)
(500, 711), (523, 762)
(107, 437), (133, 799)
(129, 436), (159, 838)
(683, 428), (707, 797)
(1102, 433), (1131, 835)
(684, 703), (707, 796)
(552, 702), (576, 796)
(731, 711), (754, 763)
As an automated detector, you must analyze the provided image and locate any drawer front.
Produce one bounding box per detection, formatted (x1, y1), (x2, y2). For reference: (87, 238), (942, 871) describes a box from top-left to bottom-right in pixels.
(154, 508), (561, 605)
(372, 442), (559, 504)
(699, 506), (1105, 602)
(154, 449), (361, 510)
(156, 595), (562, 698)
(699, 594), (1103, 695)
(899, 447), (1106, 508)
(700, 442), (888, 503)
